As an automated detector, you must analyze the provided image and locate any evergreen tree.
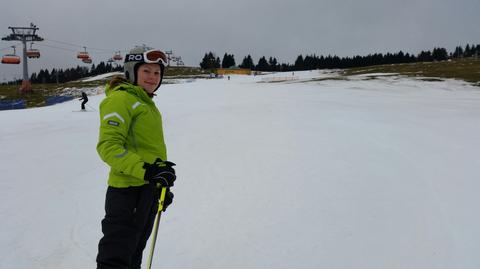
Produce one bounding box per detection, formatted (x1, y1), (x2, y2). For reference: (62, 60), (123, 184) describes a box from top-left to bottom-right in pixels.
(294, 55), (304, 70)
(221, 53), (236, 68)
(50, 68), (58, 83)
(95, 61), (107, 74)
(268, 57), (278, 71)
(30, 72), (37, 83)
(256, 56), (269, 71)
(200, 52), (219, 69)
(453, 46), (464, 58)
(432, 47), (448, 61)
(57, 69), (65, 83)
(418, 50), (433, 62)
(41, 69), (50, 84)
(464, 44), (472, 57)
(303, 55), (316, 70)
(239, 55), (255, 69)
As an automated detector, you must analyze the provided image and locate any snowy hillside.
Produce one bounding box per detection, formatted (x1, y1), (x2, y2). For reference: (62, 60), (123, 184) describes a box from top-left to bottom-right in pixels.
(81, 72), (123, 82)
(1, 71), (480, 269)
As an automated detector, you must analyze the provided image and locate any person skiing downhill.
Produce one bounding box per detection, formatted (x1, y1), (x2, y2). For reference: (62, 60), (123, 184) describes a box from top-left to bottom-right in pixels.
(79, 91), (88, 110)
(96, 46), (176, 269)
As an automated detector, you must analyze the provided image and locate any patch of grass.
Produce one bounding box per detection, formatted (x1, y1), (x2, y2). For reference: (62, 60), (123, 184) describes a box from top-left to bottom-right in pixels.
(343, 58), (480, 84)
(0, 80), (106, 108)
(0, 66), (206, 108)
(165, 66), (208, 77)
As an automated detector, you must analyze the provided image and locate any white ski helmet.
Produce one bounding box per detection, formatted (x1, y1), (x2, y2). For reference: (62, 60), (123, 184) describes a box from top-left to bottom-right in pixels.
(124, 46), (167, 92)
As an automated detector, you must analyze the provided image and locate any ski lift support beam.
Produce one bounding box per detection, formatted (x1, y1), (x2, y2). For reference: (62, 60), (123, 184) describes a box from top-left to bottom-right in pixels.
(2, 23), (44, 93)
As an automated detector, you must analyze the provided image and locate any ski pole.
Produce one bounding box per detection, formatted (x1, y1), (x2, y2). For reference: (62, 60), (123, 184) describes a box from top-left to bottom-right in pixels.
(86, 103), (97, 111)
(146, 187), (167, 269)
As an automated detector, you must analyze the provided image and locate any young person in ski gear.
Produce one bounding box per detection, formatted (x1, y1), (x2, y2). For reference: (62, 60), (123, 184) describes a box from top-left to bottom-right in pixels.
(79, 91), (88, 110)
(96, 46), (176, 269)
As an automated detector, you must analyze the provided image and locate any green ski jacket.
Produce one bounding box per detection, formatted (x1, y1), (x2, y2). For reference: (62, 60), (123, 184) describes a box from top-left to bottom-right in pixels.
(97, 82), (167, 187)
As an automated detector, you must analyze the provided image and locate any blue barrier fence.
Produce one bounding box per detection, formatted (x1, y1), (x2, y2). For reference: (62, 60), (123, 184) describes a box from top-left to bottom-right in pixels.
(45, 95), (74, 106)
(0, 95), (75, 111)
(0, 99), (26, 110)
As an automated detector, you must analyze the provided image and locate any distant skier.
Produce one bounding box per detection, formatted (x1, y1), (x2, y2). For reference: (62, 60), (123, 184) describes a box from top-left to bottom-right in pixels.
(79, 91), (88, 110)
(96, 46), (176, 269)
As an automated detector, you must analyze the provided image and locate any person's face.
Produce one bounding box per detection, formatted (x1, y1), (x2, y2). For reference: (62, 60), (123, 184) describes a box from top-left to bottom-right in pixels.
(137, 63), (162, 94)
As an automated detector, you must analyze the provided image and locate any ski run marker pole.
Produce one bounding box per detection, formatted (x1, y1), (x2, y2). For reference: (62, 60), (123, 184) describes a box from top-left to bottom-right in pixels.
(146, 187), (167, 269)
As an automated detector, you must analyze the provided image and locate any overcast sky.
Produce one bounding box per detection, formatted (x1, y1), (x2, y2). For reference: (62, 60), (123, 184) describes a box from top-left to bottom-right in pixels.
(1, 0), (479, 81)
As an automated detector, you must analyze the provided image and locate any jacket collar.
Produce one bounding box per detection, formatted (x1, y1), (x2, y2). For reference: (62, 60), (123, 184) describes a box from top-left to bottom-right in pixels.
(105, 82), (155, 105)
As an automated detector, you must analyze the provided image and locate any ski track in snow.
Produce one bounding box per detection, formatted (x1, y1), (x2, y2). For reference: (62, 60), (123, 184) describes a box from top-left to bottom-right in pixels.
(1, 70), (480, 269)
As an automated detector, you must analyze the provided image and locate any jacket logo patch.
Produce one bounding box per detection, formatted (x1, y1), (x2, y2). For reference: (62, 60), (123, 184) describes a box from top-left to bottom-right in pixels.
(108, 120), (120, 126)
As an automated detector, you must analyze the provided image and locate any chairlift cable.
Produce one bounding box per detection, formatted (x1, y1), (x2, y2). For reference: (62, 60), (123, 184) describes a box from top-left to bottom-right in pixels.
(36, 43), (77, 52)
(44, 38), (117, 53)
(43, 38), (85, 48)
(41, 38), (147, 56)
(0, 43), (22, 51)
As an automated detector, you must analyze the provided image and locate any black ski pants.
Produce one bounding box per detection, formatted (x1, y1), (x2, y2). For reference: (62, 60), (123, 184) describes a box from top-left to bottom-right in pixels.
(81, 100), (88, 110)
(97, 184), (160, 269)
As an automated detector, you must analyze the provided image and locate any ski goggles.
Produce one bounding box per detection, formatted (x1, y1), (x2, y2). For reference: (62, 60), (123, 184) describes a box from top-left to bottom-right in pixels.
(125, 49), (167, 65)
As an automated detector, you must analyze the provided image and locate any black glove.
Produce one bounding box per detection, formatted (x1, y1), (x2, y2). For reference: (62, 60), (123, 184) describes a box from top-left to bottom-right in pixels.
(162, 188), (174, 212)
(143, 159), (176, 187)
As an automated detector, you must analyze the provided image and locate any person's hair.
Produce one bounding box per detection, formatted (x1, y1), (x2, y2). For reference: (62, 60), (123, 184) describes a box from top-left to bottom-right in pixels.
(109, 75), (129, 88)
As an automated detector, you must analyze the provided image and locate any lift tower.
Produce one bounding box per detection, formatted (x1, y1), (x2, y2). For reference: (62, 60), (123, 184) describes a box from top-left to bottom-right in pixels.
(165, 50), (173, 66)
(2, 23), (44, 93)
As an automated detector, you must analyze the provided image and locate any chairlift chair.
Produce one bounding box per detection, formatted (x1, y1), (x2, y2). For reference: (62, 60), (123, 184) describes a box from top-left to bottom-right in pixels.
(27, 43), (41, 58)
(113, 51), (123, 61)
(2, 46), (21, 64)
(77, 51), (90, 59)
(77, 46), (90, 59)
(1, 54), (21, 64)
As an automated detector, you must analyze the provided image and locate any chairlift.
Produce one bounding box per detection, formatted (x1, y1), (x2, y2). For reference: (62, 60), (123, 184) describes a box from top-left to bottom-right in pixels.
(113, 51), (123, 61)
(1, 46), (21, 64)
(77, 47), (90, 60)
(27, 43), (41, 58)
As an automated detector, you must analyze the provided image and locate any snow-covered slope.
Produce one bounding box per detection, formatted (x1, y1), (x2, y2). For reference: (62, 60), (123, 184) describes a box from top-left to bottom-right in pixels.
(81, 72), (123, 82)
(1, 71), (480, 269)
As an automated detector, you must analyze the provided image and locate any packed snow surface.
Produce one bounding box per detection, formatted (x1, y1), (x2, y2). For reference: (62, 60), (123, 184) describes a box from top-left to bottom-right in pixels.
(1, 70), (480, 269)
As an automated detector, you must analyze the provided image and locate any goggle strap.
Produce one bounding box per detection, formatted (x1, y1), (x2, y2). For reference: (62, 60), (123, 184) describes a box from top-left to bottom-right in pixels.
(125, 54), (146, 63)
(125, 51), (167, 64)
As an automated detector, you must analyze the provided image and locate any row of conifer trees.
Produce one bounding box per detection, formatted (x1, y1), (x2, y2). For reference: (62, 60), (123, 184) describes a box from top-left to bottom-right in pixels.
(200, 44), (480, 71)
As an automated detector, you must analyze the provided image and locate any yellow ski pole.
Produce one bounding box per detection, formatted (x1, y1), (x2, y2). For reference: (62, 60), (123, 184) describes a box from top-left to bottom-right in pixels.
(146, 187), (167, 269)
